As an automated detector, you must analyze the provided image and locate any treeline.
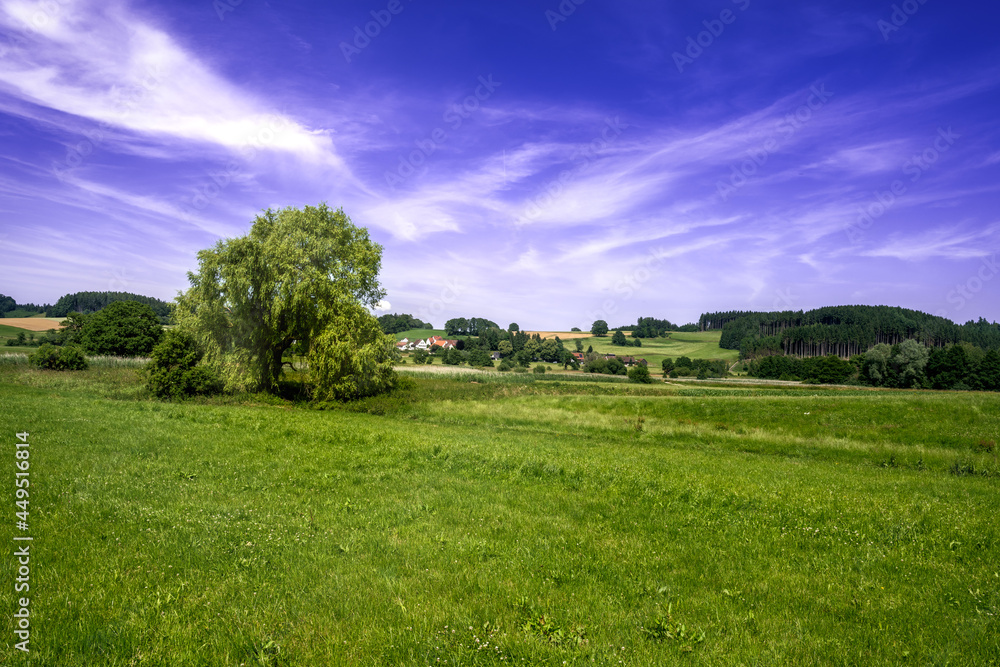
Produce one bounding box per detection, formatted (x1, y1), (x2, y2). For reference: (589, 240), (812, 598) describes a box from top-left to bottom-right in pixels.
(700, 306), (1000, 358)
(747, 341), (1000, 391)
(376, 313), (433, 334)
(612, 317), (699, 337)
(49, 291), (172, 323)
(0, 293), (49, 317)
(444, 317), (500, 337)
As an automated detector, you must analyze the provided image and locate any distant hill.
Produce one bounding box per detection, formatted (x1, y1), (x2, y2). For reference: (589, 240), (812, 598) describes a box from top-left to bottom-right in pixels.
(699, 305), (1000, 358)
(48, 291), (172, 323)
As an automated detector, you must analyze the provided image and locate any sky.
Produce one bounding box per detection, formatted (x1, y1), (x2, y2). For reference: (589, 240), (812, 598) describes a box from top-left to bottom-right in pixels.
(1, 0), (999, 330)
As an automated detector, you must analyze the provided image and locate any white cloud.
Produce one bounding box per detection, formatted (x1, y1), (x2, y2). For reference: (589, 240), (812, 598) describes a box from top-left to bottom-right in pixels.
(0, 0), (341, 164)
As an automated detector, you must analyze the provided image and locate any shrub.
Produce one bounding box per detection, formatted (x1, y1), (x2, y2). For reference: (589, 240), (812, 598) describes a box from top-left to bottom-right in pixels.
(628, 364), (653, 383)
(82, 301), (163, 357)
(533, 364), (546, 374)
(28, 343), (88, 370)
(498, 359), (514, 372)
(147, 330), (221, 399)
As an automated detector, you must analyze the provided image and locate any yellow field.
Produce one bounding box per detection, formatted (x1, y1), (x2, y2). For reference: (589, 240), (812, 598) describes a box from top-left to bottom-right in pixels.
(2, 317), (65, 331)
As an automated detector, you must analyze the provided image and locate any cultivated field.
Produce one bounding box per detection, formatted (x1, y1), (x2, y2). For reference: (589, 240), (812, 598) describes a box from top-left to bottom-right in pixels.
(0, 364), (996, 665)
(0, 317), (64, 332)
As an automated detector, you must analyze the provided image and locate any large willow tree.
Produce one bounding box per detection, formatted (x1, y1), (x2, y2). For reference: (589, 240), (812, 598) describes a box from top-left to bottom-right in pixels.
(175, 203), (397, 399)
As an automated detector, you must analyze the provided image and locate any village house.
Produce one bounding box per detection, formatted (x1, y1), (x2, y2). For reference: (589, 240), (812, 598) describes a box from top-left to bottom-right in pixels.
(413, 335), (458, 351)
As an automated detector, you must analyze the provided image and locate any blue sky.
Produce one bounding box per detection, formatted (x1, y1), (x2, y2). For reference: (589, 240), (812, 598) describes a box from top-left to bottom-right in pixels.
(2, 0), (999, 329)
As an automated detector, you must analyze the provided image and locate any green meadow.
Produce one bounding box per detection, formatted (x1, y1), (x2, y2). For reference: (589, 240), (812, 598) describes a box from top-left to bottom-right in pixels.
(1, 365), (997, 665)
(573, 330), (740, 367)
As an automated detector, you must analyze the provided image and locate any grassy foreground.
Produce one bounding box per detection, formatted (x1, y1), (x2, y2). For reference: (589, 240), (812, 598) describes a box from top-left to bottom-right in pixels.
(1, 367), (998, 665)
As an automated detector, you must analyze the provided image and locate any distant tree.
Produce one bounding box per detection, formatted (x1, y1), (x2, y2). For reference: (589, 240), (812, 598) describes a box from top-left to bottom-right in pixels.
(498, 340), (513, 357)
(675, 356), (693, 369)
(574, 339), (584, 352)
(468, 348), (491, 367)
(661, 358), (675, 374)
(81, 301), (163, 357)
(523, 339), (540, 360)
(412, 349), (429, 365)
(508, 323), (519, 332)
(571, 327), (581, 332)
(628, 364), (653, 383)
(539, 339), (564, 362)
(377, 313), (433, 335)
(972, 349), (1000, 391)
(533, 364), (546, 374)
(802, 354), (855, 384)
(0, 294), (15, 313)
(591, 320), (609, 337)
(586, 344), (593, 354)
(606, 358), (626, 375)
(611, 329), (628, 346)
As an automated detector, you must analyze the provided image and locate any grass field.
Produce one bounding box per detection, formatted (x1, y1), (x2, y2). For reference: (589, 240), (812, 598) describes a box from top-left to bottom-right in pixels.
(573, 330), (740, 368)
(1, 365), (997, 664)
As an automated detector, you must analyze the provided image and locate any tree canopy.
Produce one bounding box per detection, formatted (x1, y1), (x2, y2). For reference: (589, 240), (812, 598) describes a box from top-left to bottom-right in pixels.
(81, 301), (163, 356)
(591, 320), (609, 336)
(174, 203), (396, 398)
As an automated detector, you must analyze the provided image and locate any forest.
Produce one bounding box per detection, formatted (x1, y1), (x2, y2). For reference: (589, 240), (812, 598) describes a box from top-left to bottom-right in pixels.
(700, 305), (1000, 358)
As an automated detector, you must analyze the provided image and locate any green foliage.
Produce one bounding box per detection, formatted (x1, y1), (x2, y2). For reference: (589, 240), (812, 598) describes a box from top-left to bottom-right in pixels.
(0, 293), (16, 313)
(412, 349), (429, 365)
(28, 343), (88, 370)
(175, 203), (391, 397)
(570, 326), (581, 331)
(146, 329), (221, 399)
(508, 323), (519, 332)
(81, 301), (163, 357)
(377, 313), (432, 334)
(532, 364), (546, 374)
(591, 320), (609, 337)
(49, 290), (172, 322)
(611, 329), (628, 346)
(309, 300), (398, 402)
(628, 364), (653, 383)
(444, 317), (499, 336)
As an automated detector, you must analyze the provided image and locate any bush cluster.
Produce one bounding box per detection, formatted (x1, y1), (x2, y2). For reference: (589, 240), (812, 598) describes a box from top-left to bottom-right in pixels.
(28, 343), (88, 370)
(146, 330), (221, 399)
